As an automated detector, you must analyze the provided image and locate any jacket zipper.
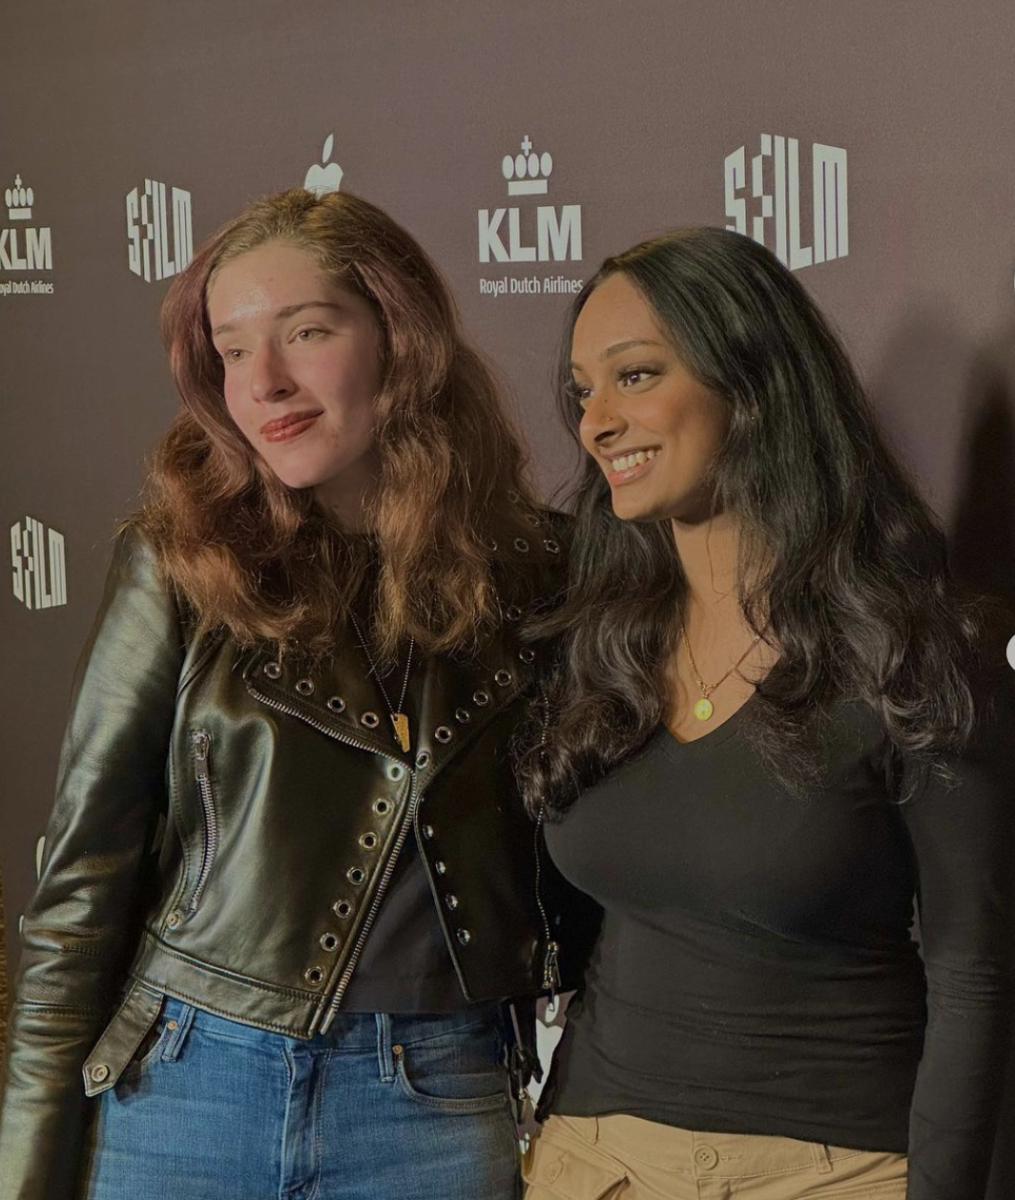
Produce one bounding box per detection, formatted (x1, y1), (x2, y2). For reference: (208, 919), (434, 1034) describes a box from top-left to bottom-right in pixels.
(247, 685), (400, 759)
(533, 805), (560, 1003)
(319, 769), (421, 1034)
(188, 730), (219, 913)
(533, 690), (560, 1001)
(246, 683), (412, 1034)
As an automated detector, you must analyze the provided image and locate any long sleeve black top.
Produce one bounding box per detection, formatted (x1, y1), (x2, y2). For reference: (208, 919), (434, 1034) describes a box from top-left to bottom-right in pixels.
(544, 684), (1014, 1200)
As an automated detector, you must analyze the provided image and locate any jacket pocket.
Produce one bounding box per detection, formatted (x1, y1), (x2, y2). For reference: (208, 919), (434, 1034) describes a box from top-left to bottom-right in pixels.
(187, 729), (219, 914)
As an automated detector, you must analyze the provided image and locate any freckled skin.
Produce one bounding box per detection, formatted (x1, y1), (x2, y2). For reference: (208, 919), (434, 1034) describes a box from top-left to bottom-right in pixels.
(572, 273), (729, 526)
(206, 243), (384, 529)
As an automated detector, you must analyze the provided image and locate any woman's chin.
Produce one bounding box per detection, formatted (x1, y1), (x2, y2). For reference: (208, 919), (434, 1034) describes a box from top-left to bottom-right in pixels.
(610, 491), (668, 524)
(269, 467), (332, 492)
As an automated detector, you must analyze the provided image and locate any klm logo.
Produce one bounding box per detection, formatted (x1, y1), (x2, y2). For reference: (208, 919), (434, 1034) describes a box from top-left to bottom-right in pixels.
(10, 516), (67, 610)
(0, 173), (53, 273)
(725, 135), (848, 270)
(478, 136), (582, 264)
(126, 179), (194, 282)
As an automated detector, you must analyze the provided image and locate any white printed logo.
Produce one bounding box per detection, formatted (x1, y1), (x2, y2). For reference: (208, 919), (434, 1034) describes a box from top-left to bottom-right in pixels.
(0, 171), (54, 296)
(18, 834), (48, 936)
(126, 180), (194, 282)
(479, 136), (582, 264)
(478, 135), (584, 298)
(7, 173), (33, 219)
(10, 516), (67, 610)
(725, 135), (848, 270)
(304, 135), (343, 197)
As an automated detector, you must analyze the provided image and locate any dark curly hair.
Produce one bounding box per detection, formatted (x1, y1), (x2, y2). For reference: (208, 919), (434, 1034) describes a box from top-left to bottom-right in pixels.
(518, 227), (981, 816)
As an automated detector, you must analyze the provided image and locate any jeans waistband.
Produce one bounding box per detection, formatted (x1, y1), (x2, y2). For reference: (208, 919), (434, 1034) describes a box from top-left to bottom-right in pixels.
(162, 997), (506, 1054)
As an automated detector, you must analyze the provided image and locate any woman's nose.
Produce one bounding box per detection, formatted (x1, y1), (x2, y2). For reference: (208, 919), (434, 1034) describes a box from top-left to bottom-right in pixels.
(249, 345), (295, 403)
(580, 391), (626, 448)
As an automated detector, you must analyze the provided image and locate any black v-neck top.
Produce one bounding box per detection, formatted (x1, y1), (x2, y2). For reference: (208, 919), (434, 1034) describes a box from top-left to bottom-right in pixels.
(544, 687), (1014, 1200)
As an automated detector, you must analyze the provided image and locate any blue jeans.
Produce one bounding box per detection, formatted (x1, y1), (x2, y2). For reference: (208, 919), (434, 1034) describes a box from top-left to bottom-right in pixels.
(82, 998), (521, 1200)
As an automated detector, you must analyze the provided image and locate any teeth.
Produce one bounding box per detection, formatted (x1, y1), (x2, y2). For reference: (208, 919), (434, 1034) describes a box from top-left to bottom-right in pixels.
(610, 448), (658, 472)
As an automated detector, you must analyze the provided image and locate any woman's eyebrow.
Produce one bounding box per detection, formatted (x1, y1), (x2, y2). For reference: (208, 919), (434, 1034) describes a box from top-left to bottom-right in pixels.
(569, 338), (664, 370)
(211, 301), (344, 339)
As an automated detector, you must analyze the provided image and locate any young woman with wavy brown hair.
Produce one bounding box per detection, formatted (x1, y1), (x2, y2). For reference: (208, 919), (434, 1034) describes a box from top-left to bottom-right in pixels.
(151, 187), (535, 659)
(0, 188), (573, 1200)
(519, 228), (1014, 1200)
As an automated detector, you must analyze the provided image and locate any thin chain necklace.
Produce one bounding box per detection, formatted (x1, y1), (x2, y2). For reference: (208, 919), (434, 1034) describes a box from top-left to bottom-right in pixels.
(349, 613), (414, 752)
(680, 622), (763, 722)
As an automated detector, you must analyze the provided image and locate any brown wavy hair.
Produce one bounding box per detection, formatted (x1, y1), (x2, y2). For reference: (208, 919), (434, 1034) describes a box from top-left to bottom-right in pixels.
(139, 187), (538, 660)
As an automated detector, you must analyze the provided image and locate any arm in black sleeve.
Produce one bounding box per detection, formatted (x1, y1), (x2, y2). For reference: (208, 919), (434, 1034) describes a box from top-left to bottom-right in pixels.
(901, 668), (1015, 1200)
(0, 526), (184, 1200)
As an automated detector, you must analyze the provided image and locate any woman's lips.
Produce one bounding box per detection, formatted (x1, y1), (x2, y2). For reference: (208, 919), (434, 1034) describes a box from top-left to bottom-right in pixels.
(606, 451), (659, 487)
(260, 411), (322, 443)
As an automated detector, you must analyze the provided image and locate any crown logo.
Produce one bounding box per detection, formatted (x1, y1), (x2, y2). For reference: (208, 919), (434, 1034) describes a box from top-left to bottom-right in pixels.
(5, 173), (34, 221)
(502, 136), (553, 196)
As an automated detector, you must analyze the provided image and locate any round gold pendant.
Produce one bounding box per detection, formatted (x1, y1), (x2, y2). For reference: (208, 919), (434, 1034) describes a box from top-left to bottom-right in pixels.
(693, 697), (714, 722)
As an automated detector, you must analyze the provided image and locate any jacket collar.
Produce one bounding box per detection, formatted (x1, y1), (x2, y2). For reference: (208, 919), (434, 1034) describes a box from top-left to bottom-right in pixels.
(241, 617), (540, 781)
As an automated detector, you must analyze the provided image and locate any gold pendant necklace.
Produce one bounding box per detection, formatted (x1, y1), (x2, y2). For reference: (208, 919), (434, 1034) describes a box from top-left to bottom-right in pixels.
(680, 622), (762, 722)
(349, 614), (415, 752)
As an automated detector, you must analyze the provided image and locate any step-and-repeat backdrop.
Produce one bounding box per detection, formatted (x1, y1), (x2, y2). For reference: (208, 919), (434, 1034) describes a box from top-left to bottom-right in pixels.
(3, 1), (1014, 1188)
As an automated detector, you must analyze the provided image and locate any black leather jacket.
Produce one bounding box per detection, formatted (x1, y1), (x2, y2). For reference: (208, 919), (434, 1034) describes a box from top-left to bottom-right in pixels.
(0, 524), (584, 1200)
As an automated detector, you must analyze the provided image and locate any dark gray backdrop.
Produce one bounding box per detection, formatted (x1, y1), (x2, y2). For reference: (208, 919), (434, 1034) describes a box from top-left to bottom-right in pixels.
(2, 2), (1014, 1190)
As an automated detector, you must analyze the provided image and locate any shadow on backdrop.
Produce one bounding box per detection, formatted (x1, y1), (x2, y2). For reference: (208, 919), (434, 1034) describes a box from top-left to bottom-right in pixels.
(952, 331), (1015, 604)
(872, 311), (1015, 1200)
(953, 325), (1015, 1200)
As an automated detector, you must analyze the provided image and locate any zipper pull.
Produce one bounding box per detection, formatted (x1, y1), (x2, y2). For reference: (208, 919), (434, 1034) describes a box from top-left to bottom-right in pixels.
(542, 939), (561, 1003)
(191, 731), (210, 775)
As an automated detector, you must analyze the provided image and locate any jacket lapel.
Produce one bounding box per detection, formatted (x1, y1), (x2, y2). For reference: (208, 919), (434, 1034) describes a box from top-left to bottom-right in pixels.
(242, 618), (542, 779)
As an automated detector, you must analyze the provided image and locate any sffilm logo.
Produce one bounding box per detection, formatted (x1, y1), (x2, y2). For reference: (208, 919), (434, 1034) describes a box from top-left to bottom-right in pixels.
(725, 135), (848, 270)
(126, 179), (193, 282)
(10, 516), (67, 610)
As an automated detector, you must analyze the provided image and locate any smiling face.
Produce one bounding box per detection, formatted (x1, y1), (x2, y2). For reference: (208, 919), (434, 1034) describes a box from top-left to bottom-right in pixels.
(571, 272), (730, 526)
(206, 241), (384, 529)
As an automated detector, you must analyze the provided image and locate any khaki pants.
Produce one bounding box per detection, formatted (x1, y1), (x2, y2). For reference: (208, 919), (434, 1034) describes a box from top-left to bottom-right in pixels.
(523, 1113), (908, 1199)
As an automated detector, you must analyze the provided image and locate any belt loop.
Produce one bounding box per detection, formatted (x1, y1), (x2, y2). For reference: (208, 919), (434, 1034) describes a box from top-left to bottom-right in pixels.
(376, 1013), (394, 1081)
(810, 1142), (833, 1175)
(162, 1002), (196, 1062)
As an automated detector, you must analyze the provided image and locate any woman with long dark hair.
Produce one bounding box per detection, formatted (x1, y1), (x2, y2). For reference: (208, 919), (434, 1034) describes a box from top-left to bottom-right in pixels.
(519, 228), (1013, 1200)
(0, 187), (571, 1200)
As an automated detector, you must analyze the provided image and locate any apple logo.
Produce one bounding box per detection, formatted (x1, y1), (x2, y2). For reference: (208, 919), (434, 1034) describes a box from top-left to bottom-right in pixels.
(304, 135), (343, 197)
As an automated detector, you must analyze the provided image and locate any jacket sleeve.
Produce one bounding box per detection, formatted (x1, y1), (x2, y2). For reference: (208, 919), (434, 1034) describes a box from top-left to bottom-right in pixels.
(0, 526), (184, 1200)
(900, 663), (1015, 1200)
